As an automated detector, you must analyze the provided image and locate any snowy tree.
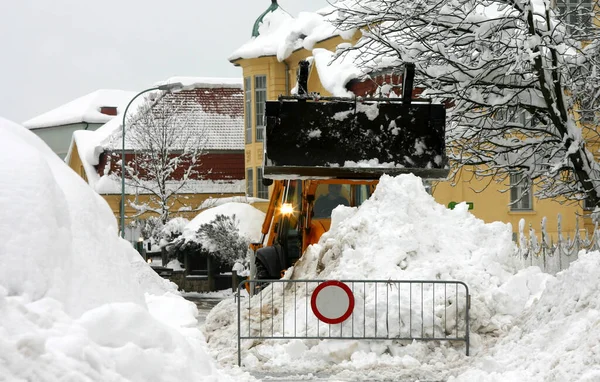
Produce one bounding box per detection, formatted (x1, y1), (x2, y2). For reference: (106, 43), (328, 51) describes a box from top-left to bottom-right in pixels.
(112, 94), (208, 223)
(332, 0), (600, 206)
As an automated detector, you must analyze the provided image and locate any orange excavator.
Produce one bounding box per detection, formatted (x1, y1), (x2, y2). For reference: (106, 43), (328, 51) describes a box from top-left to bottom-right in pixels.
(250, 62), (448, 280)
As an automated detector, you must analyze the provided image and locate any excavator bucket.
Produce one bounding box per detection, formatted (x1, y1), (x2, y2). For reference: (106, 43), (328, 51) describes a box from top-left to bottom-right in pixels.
(263, 98), (448, 180)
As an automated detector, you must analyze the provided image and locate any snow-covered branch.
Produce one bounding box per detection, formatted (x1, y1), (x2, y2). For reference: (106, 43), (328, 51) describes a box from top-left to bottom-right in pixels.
(333, 0), (600, 206)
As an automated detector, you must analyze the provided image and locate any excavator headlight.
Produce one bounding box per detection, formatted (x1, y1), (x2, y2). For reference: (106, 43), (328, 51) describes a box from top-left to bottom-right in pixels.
(280, 203), (294, 215)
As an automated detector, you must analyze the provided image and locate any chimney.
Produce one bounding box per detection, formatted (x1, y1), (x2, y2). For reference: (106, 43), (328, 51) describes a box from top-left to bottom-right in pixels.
(100, 106), (118, 116)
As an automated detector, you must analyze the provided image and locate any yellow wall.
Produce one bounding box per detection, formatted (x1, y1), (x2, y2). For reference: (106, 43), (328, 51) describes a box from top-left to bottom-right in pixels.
(431, 170), (586, 240)
(233, 35), (354, 196)
(232, 34), (592, 240)
(102, 193), (246, 225)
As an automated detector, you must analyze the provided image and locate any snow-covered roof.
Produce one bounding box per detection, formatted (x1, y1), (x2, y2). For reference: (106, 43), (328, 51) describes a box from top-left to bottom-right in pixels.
(230, 6), (357, 62)
(230, 5), (364, 97)
(101, 86), (244, 152)
(23, 89), (136, 129)
(158, 77), (243, 90)
(66, 79), (244, 193)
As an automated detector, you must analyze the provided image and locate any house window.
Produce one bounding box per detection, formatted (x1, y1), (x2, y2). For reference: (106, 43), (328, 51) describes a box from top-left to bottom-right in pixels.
(255, 75), (267, 142)
(257, 167), (269, 199)
(556, 0), (593, 34)
(584, 195), (595, 210)
(244, 77), (252, 143)
(246, 168), (254, 197)
(510, 173), (533, 211)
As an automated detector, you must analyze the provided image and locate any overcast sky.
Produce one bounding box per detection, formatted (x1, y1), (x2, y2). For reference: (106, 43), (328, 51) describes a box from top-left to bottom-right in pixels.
(0, 0), (329, 123)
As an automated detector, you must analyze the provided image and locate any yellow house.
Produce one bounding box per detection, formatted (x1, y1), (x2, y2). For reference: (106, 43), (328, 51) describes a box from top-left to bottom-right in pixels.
(65, 78), (248, 241)
(230, 1), (597, 241)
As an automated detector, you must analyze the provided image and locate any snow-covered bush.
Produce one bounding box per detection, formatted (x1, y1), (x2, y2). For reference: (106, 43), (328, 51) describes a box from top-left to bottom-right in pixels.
(196, 214), (249, 267)
(167, 214), (250, 271)
(140, 216), (164, 245)
(140, 216), (189, 250)
(161, 216), (189, 243)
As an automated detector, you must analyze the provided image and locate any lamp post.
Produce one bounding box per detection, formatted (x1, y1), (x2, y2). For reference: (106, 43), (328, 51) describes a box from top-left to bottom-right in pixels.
(120, 82), (183, 239)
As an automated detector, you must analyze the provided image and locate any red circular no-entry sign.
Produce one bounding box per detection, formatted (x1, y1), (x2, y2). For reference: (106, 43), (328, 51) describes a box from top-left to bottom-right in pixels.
(310, 281), (355, 324)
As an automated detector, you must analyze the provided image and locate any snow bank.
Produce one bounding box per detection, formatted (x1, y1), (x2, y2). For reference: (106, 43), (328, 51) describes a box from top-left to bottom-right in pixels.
(0, 117), (239, 381)
(451, 251), (600, 382)
(205, 174), (556, 375)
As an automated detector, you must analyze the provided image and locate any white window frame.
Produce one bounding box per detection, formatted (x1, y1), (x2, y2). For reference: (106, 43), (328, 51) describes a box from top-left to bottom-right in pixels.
(556, 0), (593, 34)
(244, 77), (252, 143)
(246, 168), (254, 197)
(255, 75), (267, 142)
(257, 167), (269, 199)
(510, 173), (533, 211)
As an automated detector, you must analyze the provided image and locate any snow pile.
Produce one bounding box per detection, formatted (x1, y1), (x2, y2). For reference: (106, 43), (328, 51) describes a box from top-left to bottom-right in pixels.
(23, 89), (135, 129)
(0, 117), (239, 381)
(295, 174), (548, 335)
(205, 174), (555, 374)
(451, 250), (600, 381)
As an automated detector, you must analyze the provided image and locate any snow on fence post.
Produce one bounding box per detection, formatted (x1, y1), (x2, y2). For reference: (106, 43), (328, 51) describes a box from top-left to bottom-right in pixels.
(515, 214), (600, 274)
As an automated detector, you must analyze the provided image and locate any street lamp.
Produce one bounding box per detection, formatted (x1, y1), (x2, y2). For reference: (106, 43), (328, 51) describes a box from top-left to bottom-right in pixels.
(120, 82), (184, 239)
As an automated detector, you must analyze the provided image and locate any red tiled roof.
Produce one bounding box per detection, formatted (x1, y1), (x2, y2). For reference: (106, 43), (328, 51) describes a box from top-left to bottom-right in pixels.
(104, 86), (244, 151)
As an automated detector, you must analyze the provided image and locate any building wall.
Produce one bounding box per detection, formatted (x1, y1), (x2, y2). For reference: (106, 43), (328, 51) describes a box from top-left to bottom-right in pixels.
(97, 152), (245, 181)
(235, 57), (287, 198)
(232, 34), (592, 240)
(431, 171), (585, 240)
(68, 142), (247, 233)
(31, 122), (103, 159)
(102, 192), (246, 229)
(233, 36), (353, 199)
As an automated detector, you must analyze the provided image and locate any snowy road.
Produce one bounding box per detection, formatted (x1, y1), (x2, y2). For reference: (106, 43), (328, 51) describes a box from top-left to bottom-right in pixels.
(188, 296), (445, 382)
(185, 296), (222, 325)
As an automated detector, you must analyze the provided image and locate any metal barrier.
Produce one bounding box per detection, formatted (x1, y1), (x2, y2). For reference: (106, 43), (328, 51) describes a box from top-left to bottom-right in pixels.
(237, 279), (470, 366)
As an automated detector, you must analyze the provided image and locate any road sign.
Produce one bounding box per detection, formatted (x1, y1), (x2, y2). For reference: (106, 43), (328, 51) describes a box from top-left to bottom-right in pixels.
(310, 281), (355, 324)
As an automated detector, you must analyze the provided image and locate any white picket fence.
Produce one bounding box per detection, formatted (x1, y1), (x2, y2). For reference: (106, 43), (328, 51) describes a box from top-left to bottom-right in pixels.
(514, 214), (600, 274)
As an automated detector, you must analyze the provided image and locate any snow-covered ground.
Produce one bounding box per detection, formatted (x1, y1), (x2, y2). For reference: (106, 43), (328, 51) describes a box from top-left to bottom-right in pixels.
(205, 174), (600, 381)
(3, 114), (600, 381)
